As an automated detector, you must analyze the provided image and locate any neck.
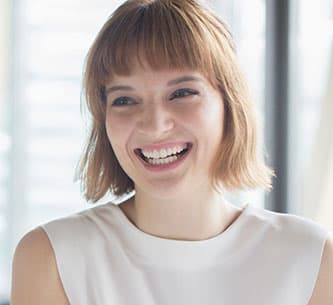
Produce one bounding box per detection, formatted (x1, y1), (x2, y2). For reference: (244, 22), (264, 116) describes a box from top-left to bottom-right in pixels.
(121, 186), (243, 241)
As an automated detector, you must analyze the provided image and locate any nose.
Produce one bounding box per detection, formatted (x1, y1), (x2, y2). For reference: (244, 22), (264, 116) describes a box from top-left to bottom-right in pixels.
(136, 102), (175, 138)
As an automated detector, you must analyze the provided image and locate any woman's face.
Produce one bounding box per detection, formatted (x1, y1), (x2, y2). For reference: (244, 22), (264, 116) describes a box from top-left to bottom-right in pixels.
(105, 62), (224, 197)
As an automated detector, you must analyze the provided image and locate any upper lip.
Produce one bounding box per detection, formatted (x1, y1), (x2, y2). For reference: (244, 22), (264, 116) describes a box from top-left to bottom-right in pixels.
(135, 142), (192, 151)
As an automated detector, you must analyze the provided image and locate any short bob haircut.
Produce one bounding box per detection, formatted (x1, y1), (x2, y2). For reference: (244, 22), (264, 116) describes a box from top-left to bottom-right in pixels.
(75, 0), (275, 203)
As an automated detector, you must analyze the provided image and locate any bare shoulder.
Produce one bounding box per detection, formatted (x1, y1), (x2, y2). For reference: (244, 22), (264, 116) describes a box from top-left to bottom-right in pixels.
(308, 231), (333, 305)
(11, 227), (70, 305)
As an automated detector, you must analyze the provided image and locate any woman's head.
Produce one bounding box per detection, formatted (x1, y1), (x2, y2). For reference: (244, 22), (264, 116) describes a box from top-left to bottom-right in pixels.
(75, 0), (275, 203)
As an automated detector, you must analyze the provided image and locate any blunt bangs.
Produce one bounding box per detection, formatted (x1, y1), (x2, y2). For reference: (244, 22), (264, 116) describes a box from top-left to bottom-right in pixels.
(93, 0), (227, 85)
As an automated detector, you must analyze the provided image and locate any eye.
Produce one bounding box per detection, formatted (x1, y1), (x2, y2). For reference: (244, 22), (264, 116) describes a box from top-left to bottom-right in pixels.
(111, 96), (135, 107)
(170, 88), (199, 100)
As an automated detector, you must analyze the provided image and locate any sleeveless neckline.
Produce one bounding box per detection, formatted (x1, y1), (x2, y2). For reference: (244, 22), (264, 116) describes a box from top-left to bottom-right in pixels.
(41, 200), (329, 304)
(109, 202), (252, 268)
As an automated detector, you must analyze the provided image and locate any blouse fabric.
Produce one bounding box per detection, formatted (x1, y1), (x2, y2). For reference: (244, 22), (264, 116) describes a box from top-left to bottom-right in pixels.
(40, 201), (330, 305)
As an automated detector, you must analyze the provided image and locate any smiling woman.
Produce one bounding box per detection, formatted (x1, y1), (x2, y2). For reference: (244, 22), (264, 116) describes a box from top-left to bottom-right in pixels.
(76, 0), (274, 201)
(10, 1), (333, 305)
(104, 67), (226, 198)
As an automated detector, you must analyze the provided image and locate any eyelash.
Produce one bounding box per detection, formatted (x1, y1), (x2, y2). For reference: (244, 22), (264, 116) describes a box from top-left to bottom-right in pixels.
(111, 96), (134, 106)
(111, 88), (199, 107)
(170, 88), (199, 100)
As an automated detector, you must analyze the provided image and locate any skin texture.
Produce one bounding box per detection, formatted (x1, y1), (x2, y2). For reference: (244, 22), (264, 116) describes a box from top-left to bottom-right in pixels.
(105, 62), (243, 242)
(10, 228), (71, 305)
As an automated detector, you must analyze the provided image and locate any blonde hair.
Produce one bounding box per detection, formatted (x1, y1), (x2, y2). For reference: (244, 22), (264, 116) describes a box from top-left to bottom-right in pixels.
(75, 0), (275, 203)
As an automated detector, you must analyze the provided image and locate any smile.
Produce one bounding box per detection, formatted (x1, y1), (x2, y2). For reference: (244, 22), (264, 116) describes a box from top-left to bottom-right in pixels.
(134, 143), (193, 172)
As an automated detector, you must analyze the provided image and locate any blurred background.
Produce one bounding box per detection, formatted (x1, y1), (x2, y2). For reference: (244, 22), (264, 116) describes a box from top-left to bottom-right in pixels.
(0, 0), (333, 303)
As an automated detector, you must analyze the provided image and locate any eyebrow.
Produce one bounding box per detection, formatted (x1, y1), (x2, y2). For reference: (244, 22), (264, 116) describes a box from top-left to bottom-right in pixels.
(167, 75), (203, 86)
(105, 75), (203, 96)
(105, 85), (134, 95)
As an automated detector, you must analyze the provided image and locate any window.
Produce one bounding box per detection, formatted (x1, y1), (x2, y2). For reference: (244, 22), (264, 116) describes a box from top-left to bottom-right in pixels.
(288, 0), (333, 230)
(213, 0), (267, 209)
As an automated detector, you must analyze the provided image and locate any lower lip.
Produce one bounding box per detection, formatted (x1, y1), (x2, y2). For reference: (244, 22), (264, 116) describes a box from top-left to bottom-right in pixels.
(136, 146), (192, 172)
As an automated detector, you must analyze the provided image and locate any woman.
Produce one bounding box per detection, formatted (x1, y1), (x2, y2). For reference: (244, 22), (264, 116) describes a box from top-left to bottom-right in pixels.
(11, 1), (333, 304)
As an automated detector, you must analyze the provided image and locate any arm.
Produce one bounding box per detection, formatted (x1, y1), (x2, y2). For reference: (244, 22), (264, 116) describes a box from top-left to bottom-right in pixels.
(308, 231), (333, 305)
(10, 227), (71, 305)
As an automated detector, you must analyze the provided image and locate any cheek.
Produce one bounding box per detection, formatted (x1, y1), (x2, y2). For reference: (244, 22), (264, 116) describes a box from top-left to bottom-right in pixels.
(206, 95), (224, 125)
(105, 113), (133, 153)
(169, 100), (210, 121)
(189, 101), (224, 132)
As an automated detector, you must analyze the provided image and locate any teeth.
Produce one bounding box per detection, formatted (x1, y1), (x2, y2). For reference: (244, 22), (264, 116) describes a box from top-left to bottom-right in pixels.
(148, 155), (178, 165)
(142, 143), (188, 159)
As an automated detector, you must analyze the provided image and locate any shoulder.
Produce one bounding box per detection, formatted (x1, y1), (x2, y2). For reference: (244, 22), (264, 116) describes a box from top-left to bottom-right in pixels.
(308, 231), (333, 305)
(41, 203), (114, 234)
(248, 206), (327, 244)
(253, 206), (327, 238)
(258, 209), (332, 304)
(11, 227), (70, 305)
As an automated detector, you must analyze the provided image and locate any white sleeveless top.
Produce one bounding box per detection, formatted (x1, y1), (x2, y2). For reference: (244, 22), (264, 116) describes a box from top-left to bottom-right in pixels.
(39, 202), (329, 305)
